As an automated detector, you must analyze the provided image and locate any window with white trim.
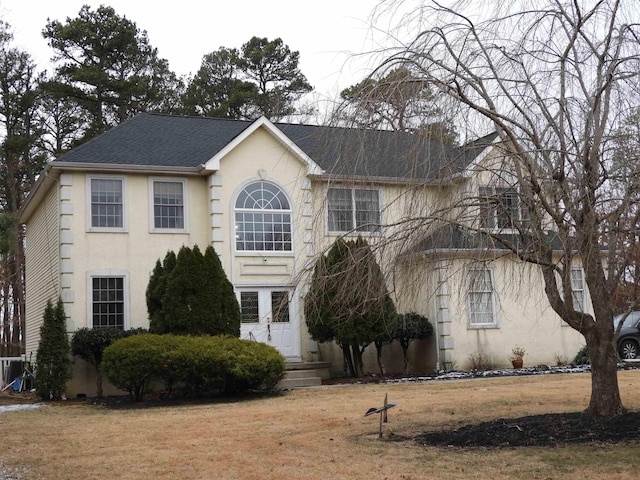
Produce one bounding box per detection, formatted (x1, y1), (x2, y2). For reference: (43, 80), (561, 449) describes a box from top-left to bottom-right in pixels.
(570, 268), (585, 312)
(88, 176), (126, 231)
(234, 181), (292, 251)
(240, 292), (259, 323)
(479, 186), (528, 229)
(327, 188), (380, 233)
(467, 266), (497, 327)
(91, 276), (125, 329)
(151, 179), (186, 231)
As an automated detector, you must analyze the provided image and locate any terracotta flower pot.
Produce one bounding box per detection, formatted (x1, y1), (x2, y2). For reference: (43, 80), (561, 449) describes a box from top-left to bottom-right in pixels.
(511, 358), (523, 369)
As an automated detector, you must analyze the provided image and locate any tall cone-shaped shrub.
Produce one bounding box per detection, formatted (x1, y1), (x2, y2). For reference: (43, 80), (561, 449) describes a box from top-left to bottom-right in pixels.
(147, 245), (240, 336)
(35, 298), (71, 400)
(305, 237), (396, 377)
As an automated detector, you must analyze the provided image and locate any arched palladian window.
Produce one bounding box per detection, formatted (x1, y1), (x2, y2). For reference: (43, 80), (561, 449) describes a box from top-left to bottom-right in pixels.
(234, 181), (292, 251)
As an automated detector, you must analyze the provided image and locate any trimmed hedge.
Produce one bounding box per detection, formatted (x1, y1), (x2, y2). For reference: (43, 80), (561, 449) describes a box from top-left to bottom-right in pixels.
(101, 334), (285, 401)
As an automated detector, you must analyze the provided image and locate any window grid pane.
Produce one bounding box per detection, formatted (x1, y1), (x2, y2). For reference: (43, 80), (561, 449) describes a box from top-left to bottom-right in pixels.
(271, 291), (290, 323)
(354, 189), (380, 232)
(154, 181), (184, 229)
(571, 268), (585, 312)
(469, 268), (495, 325)
(91, 179), (123, 228)
(328, 188), (380, 233)
(235, 182), (292, 252)
(92, 277), (124, 329)
(327, 188), (353, 232)
(240, 292), (259, 323)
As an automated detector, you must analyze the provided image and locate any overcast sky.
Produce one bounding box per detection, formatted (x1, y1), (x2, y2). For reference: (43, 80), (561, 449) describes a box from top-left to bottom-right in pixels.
(0, 0), (396, 107)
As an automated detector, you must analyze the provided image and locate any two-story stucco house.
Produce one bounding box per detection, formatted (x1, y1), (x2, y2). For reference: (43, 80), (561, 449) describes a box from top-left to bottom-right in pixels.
(19, 113), (585, 394)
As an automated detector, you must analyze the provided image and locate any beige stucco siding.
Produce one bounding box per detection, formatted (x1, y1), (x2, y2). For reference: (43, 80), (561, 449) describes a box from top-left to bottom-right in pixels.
(61, 172), (209, 332)
(417, 257), (585, 370)
(24, 182), (60, 357)
(215, 127), (312, 286)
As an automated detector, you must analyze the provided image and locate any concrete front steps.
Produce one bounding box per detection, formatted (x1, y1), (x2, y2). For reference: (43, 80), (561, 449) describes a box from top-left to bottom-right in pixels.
(277, 362), (331, 389)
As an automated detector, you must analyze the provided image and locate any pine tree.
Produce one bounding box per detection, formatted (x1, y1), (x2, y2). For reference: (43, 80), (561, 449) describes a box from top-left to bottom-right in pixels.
(147, 245), (240, 336)
(35, 298), (71, 400)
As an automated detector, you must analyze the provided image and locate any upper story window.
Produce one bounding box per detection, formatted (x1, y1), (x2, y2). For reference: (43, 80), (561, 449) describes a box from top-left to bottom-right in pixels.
(479, 186), (528, 230)
(87, 176), (126, 232)
(467, 266), (497, 328)
(234, 181), (292, 252)
(327, 188), (380, 233)
(570, 267), (585, 312)
(150, 179), (186, 232)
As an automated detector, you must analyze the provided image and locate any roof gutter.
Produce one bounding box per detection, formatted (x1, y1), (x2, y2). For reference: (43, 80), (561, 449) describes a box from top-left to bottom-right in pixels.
(308, 173), (455, 187)
(50, 161), (203, 175)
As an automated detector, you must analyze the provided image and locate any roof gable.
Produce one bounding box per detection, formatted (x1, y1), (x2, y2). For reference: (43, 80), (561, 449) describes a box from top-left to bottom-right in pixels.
(203, 116), (323, 175)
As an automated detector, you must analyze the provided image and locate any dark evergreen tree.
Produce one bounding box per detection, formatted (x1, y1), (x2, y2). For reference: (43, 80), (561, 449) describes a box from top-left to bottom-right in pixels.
(145, 251), (176, 334)
(182, 36), (312, 121)
(0, 22), (46, 356)
(239, 36), (313, 120)
(181, 47), (256, 119)
(70, 327), (127, 397)
(34, 298), (71, 400)
(305, 238), (396, 377)
(42, 5), (182, 143)
(147, 245), (240, 337)
(339, 67), (458, 145)
(395, 312), (433, 373)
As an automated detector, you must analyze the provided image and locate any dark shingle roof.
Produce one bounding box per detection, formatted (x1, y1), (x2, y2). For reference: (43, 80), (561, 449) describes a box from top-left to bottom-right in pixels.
(419, 224), (569, 254)
(54, 113), (496, 181)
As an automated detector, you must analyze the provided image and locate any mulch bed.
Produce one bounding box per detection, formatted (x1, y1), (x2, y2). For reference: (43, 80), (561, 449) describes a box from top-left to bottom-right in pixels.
(415, 411), (640, 448)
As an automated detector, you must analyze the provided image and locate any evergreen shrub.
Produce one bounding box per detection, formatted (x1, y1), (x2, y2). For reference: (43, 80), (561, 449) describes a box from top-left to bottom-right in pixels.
(70, 327), (148, 397)
(102, 334), (285, 401)
(35, 298), (71, 400)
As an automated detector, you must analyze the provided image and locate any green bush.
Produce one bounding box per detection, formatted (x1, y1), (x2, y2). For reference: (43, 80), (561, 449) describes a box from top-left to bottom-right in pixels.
(147, 245), (241, 337)
(219, 337), (286, 394)
(574, 345), (590, 365)
(102, 334), (178, 401)
(71, 327), (147, 397)
(35, 298), (71, 400)
(102, 334), (285, 401)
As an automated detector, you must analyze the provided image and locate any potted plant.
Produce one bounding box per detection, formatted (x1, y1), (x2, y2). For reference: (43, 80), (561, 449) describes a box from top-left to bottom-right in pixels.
(510, 345), (526, 369)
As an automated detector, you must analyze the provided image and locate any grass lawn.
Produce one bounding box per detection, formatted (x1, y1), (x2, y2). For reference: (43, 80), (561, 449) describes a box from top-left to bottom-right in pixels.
(1, 371), (640, 479)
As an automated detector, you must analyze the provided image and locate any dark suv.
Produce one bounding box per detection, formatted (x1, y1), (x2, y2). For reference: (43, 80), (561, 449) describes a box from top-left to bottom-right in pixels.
(615, 312), (640, 360)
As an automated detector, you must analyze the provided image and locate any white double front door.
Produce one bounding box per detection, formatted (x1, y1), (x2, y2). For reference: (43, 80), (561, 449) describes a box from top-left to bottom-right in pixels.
(237, 288), (301, 361)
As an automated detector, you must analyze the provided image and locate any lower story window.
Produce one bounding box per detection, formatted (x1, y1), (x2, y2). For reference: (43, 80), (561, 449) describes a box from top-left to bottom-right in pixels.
(92, 276), (125, 329)
(467, 266), (497, 327)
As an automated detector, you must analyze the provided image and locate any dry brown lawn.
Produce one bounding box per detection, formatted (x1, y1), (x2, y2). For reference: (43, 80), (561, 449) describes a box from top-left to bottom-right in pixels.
(2, 371), (640, 479)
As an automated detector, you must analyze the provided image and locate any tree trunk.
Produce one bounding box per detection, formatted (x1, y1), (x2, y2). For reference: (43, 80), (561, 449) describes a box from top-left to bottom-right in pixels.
(351, 343), (365, 377)
(341, 344), (356, 377)
(96, 370), (103, 398)
(374, 340), (386, 375)
(585, 331), (626, 417)
(401, 346), (409, 374)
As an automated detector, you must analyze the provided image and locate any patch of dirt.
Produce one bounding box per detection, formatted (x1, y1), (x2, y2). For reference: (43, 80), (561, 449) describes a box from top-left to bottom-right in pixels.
(415, 411), (640, 448)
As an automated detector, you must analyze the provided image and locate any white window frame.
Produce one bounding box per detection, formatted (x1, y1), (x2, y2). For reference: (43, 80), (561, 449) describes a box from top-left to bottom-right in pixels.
(86, 269), (130, 330)
(479, 186), (528, 230)
(326, 187), (381, 234)
(148, 178), (188, 233)
(86, 175), (127, 232)
(234, 180), (293, 253)
(570, 267), (586, 313)
(467, 266), (498, 328)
